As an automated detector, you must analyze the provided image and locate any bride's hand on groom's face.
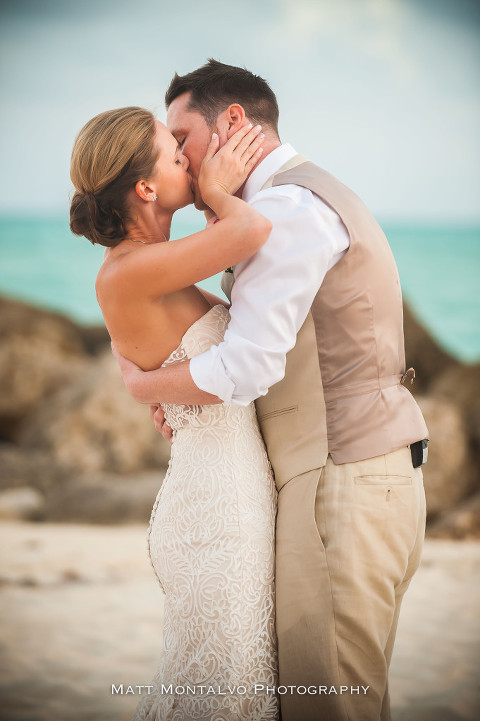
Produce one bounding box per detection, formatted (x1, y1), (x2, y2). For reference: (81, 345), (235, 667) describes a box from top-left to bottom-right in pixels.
(198, 123), (264, 201)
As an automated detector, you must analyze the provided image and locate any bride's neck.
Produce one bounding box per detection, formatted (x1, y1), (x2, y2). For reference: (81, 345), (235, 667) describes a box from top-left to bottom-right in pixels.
(125, 205), (172, 244)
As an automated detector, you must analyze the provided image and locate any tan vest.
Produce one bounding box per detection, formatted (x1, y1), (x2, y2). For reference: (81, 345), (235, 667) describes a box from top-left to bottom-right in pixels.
(222, 157), (428, 490)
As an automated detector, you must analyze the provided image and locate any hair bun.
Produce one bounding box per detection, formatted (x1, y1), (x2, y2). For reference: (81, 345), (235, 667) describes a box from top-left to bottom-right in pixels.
(70, 189), (125, 247)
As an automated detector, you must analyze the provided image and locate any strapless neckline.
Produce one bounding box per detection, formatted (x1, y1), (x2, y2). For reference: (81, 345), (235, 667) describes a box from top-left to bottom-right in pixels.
(181, 303), (226, 342)
(162, 304), (228, 367)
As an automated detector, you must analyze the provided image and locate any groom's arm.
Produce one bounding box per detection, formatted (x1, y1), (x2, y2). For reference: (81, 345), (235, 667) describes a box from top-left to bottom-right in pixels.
(113, 348), (221, 405)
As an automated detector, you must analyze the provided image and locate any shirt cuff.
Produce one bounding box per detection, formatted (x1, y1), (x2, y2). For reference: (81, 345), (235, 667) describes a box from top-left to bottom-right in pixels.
(190, 348), (236, 404)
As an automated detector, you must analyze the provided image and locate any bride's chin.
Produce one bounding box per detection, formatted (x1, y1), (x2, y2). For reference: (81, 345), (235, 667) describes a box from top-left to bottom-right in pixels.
(177, 197), (194, 211)
(173, 189), (195, 211)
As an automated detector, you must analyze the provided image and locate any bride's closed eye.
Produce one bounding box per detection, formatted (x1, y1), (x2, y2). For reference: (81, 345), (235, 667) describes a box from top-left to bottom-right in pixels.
(175, 140), (185, 164)
(174, 147), (184, 165)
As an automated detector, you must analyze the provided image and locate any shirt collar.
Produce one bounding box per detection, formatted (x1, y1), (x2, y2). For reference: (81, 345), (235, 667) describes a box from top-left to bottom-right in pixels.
(242, 143), (297, 203)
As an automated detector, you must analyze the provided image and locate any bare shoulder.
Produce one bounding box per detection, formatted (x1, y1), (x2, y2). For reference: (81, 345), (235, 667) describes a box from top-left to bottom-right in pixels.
(95, 244), (141, 298)
(95, 248), (127, 305)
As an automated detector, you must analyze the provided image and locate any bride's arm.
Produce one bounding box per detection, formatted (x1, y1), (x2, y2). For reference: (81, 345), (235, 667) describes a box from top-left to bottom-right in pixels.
(103, 126), (271, 298)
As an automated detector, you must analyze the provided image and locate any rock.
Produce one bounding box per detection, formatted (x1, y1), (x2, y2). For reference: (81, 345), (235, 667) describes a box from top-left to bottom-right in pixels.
(0, 295), (87, 355)
(19, 350), (171, 476)
(0, 296), (89, 441)
(0, 443), (70, 493)
(43, 471), (164, 524)
(417, 396), (475, 518)
(430, 363), (480, 465)
(427, 492), (480, 539)
(0, 486), (45, 521)
(403, 303), (458, 393)
(76, 323), (110, 356)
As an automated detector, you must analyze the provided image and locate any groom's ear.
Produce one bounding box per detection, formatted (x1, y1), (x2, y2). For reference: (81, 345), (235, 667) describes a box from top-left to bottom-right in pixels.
(225, 104), (247, 139)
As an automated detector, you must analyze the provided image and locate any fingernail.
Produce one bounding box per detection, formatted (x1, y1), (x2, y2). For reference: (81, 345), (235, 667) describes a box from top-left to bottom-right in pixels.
(259, 133), (265, 139)
(212, 132), (218, 139)
(247, 123), (253, 129)
(255, 124), (262, 131)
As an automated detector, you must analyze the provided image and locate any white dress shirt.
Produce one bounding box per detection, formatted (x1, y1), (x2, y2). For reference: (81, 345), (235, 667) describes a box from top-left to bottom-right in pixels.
(190, 144), (350, 405)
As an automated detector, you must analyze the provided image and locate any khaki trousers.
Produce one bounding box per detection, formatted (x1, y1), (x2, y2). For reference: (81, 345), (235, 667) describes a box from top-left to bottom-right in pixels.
(275, 447), (426, 721)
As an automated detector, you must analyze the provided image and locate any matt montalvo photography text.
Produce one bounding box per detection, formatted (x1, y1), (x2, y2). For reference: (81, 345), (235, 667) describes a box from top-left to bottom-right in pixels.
(111, 683), (371, 696)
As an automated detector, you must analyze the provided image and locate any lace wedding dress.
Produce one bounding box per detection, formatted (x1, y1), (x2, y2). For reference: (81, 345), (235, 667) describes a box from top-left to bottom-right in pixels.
(132, 304), (279, 721)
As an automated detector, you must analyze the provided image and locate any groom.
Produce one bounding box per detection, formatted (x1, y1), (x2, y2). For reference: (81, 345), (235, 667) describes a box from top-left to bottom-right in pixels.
(116, 59), (428, 721)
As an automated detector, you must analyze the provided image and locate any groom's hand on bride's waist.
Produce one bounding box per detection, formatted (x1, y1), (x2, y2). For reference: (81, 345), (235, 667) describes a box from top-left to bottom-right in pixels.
(150, 405), (174, 443)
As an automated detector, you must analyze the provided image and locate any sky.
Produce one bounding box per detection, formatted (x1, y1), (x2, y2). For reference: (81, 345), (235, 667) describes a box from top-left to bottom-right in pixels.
(0, 0), (479, 223)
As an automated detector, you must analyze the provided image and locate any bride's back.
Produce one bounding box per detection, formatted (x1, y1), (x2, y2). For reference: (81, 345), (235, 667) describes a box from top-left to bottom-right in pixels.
(96, 251), (212, 370)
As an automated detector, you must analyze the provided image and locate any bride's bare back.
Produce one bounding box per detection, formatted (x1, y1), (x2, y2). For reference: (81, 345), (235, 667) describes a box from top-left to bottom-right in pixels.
(96, 244), (213, 371)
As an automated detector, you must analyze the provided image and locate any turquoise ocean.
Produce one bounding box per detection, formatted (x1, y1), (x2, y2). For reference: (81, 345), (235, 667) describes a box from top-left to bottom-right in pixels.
(1, 215), (479, 363)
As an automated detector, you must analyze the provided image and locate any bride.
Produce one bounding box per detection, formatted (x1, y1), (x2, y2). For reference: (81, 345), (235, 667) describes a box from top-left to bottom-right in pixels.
(70, 107), (279, 720)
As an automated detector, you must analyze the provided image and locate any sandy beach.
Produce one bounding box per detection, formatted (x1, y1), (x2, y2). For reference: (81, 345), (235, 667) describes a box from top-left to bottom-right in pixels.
(0, 520), (479, 721)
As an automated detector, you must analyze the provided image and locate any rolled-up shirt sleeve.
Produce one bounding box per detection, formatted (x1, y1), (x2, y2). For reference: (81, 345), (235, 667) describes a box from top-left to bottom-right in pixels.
(190, 184), (349, 405)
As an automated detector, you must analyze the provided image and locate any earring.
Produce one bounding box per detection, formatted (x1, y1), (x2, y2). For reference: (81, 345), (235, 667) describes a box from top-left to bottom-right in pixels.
(151, 194), (157, 202)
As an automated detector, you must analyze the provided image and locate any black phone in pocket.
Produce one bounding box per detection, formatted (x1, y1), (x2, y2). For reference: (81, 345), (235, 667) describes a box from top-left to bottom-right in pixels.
(411, 440), (428, 468)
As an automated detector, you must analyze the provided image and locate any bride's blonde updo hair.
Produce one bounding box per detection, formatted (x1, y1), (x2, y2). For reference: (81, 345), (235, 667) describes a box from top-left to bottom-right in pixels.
(70, 107), (158, 247)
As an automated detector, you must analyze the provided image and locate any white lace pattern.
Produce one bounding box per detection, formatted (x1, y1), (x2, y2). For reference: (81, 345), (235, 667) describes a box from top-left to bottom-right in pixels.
(132, 305), (279, 721)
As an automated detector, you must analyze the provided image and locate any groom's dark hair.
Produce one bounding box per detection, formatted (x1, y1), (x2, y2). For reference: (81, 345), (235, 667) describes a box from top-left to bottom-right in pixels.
(165, 59), (279, 134)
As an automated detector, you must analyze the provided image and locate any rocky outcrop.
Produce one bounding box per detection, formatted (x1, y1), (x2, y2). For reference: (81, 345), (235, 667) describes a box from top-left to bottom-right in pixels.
(75, 323), (110, 355)
(430, 363), (480, 458)
(0, 295), (170, 523)
(18, 349), (171, 475)
(422, 362), (480, 531)
(417, 396), (476, 518)
(428, 492), (480, 539)
(43, 471), (164, 524)
(0, 296), (91, 441)
(0, 486), (45, 521)
(0, 443), (70, 493)
(403, 304), (458, 393)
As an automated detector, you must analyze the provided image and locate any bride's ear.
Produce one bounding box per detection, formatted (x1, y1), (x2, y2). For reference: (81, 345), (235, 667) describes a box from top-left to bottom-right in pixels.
(225, 104), (247, 139)
(135, 180), (157, 203)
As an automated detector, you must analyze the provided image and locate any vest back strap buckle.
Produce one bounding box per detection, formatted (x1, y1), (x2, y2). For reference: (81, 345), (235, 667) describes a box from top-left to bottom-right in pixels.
(401, 367), (416, 385)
